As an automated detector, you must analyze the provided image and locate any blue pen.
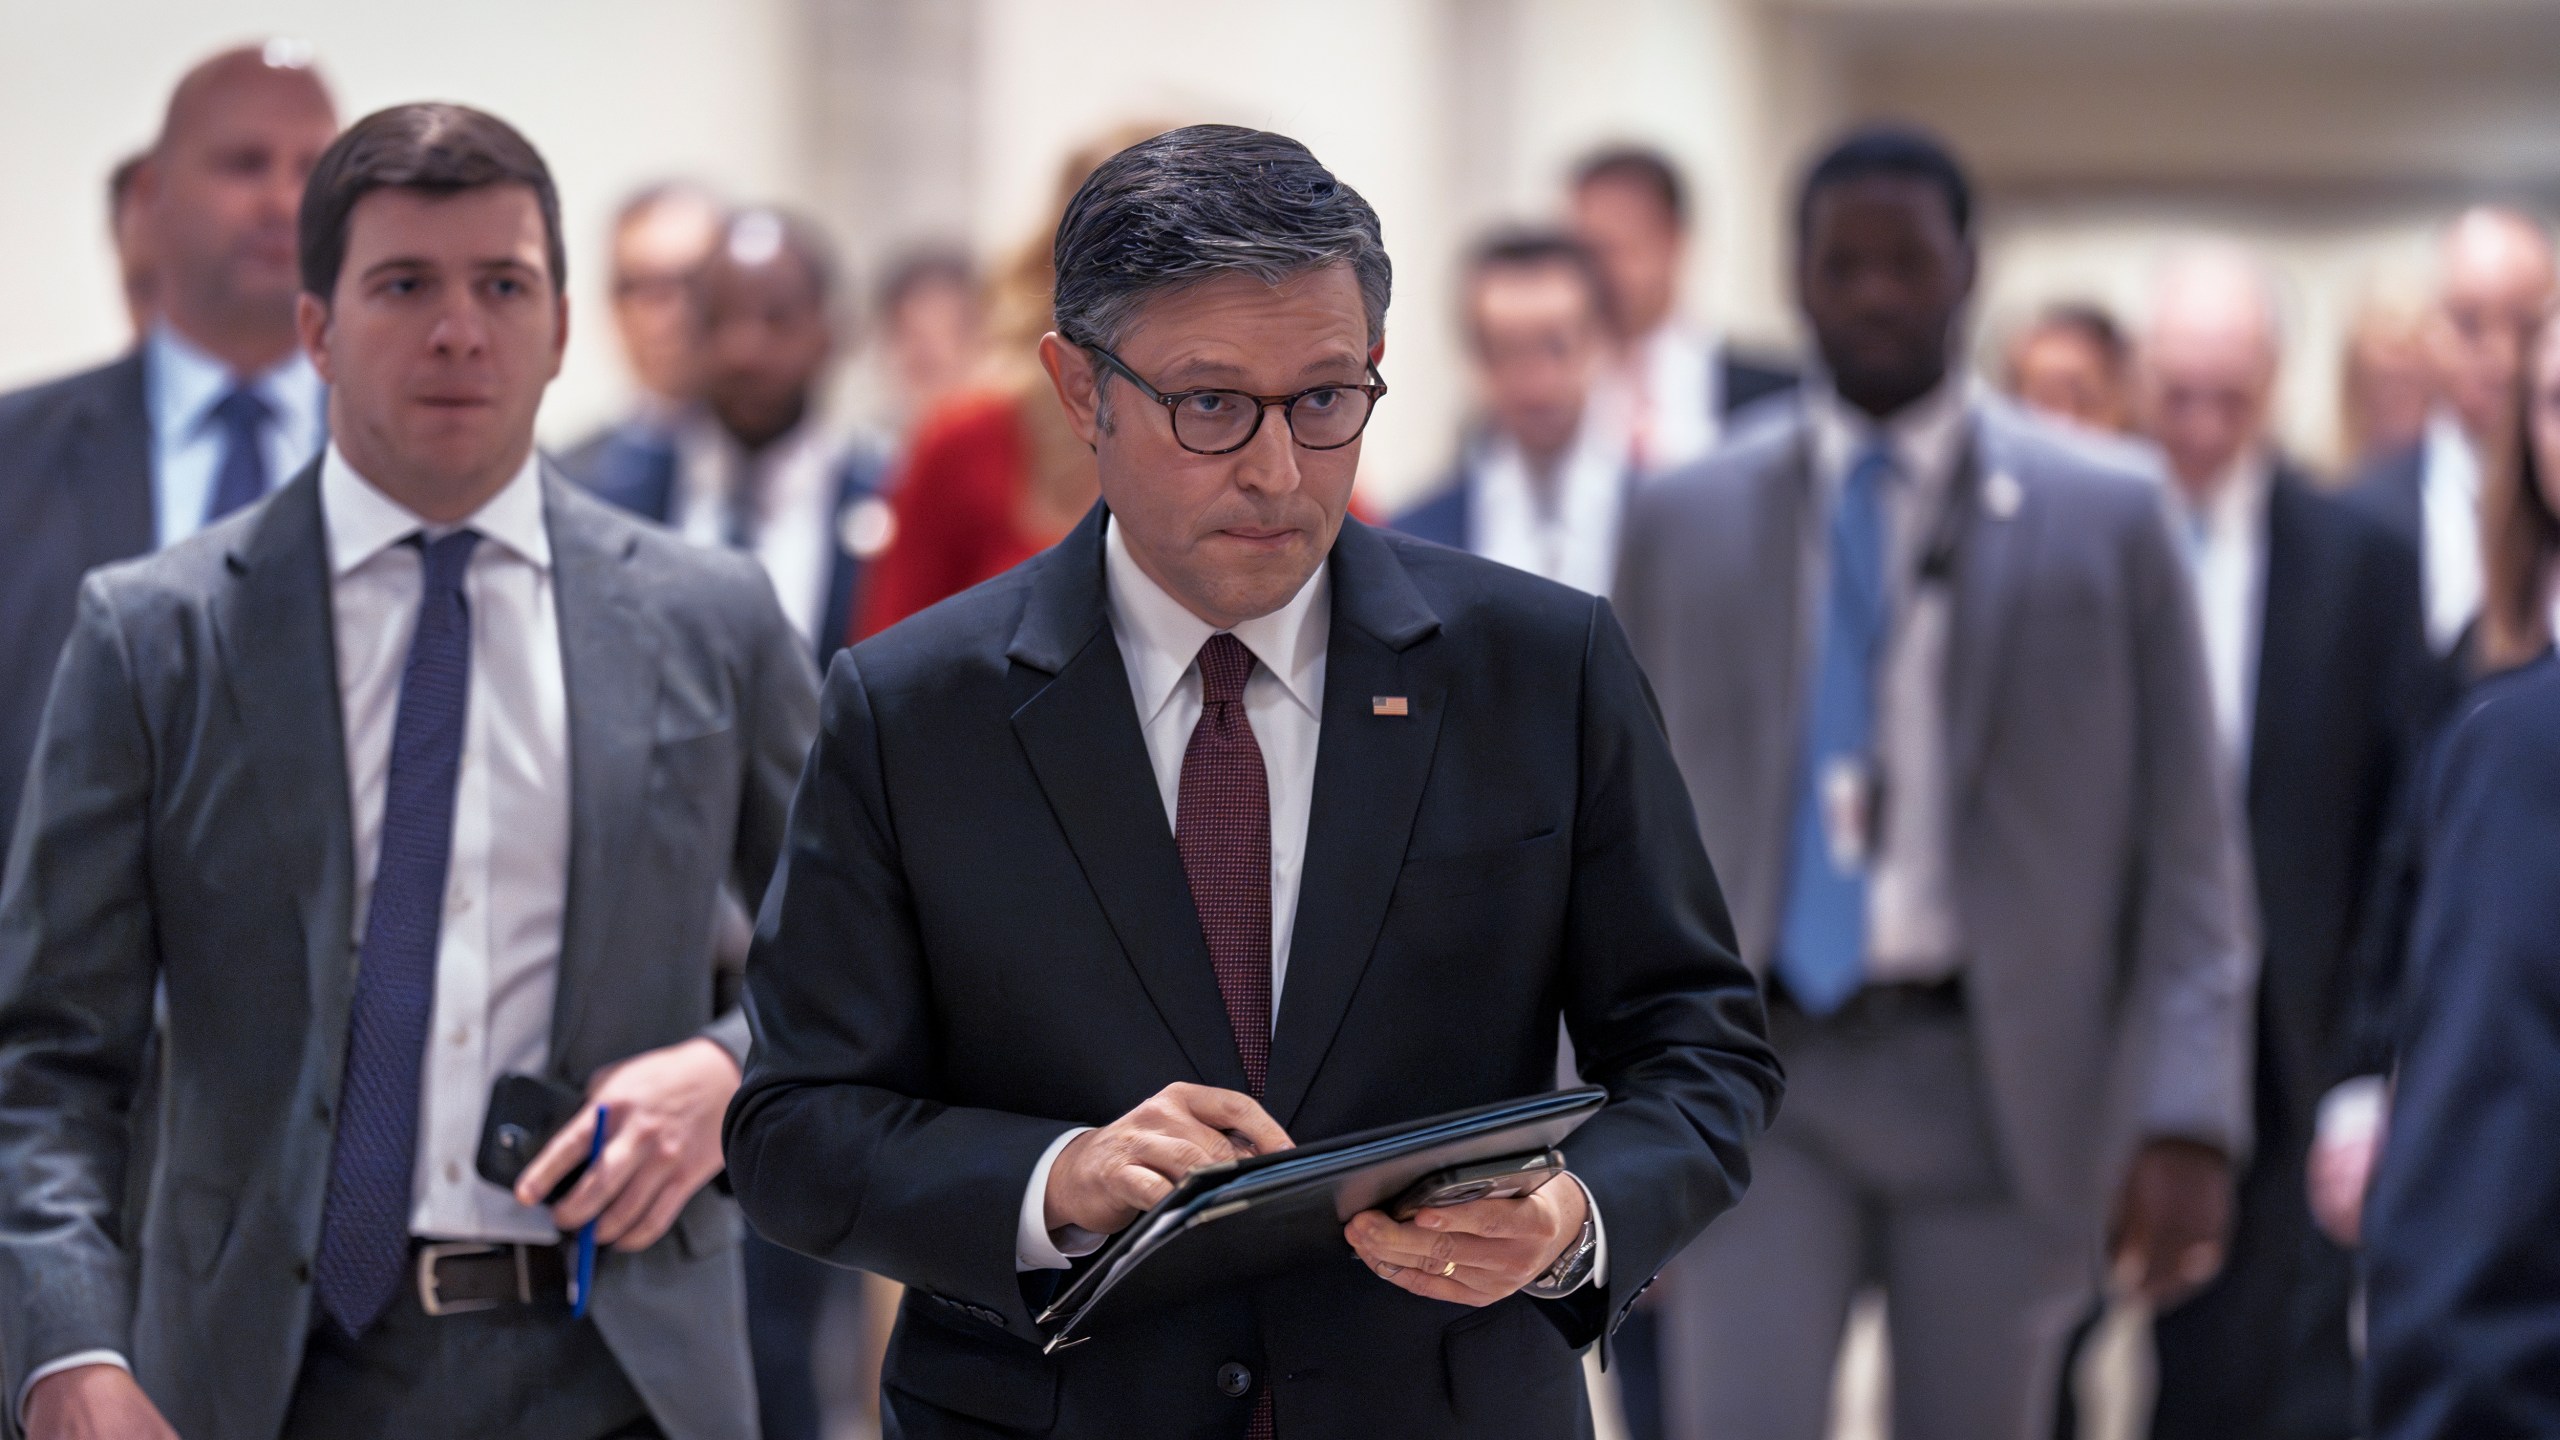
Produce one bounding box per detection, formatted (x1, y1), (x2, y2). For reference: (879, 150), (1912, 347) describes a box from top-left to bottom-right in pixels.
(571, 1104), (606, 1317)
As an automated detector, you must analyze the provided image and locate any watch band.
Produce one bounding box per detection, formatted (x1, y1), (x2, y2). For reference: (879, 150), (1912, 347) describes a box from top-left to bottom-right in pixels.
(1521, 1213), (1598, 1299)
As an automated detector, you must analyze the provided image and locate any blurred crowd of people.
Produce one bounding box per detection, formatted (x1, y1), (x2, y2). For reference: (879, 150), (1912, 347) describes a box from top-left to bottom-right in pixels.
(3, 38), (2557, 1440)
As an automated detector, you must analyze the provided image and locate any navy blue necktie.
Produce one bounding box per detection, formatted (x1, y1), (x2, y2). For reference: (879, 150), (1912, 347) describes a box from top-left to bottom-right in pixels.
(313, 529), (481, 1338)
(204, 386), (274, 524)
(1777, 444), (1893, 1015)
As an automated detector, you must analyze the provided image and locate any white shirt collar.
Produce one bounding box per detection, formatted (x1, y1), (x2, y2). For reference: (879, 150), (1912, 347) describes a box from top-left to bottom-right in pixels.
(1806, 370), (1972, 495)
(146, 322), (324, 449)
(2423, 407), (2481, 501)
(322, 443), (552, 579)
(1103, 513), (1330, 726)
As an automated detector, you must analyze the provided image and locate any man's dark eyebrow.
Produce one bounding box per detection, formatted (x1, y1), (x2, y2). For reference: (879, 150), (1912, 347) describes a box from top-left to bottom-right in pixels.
(1157, 352), (1366, 388)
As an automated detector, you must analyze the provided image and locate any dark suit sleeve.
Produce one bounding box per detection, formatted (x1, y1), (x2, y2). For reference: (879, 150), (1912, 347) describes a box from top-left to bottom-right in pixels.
(1548, 597), (1782, 1346)
(702, 581), (822, 1068)
(724, 653), (1078, 1340)
(2329, 536), (2438, 1087)
(0, 578), (160, 1391)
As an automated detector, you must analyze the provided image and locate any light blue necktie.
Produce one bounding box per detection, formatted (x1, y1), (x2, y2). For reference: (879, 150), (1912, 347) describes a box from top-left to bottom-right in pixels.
(1776, 444), (1893, 1015)
(204, 386), (274, 524)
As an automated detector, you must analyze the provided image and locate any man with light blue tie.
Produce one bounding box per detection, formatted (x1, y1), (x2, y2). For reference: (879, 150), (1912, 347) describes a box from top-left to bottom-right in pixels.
(1615, 126), (2254, 1440)
(0, 103), (809, 1440)
(0, 44), (335, 850)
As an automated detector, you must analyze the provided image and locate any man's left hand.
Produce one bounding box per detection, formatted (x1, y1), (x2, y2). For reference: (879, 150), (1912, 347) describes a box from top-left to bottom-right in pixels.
(1343, 1176), (1589, 1307)
(515, 1037), (742, 1251)
(2110, 1137), (2232, 1309)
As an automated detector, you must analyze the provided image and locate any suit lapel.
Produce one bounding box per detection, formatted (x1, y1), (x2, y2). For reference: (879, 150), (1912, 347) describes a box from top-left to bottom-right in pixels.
(211, 464), (361, 1039)
(1009, 507), (1253, 1092)
(1945, 410), (2034, 796)
(69, 352), (155, 564)
(1263, 521), (1444, 1128)
(546, 474), (664, 1072)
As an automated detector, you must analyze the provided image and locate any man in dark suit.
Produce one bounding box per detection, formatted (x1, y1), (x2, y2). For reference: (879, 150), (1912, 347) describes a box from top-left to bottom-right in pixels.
(2362, 658), (2560, 1438)
(0, 45), (337, 849)
(2310, 206), (2555, 1255)
(0, 103), (813, 1440)
(556, 181), (724, 510)
(1394, 230), (1636, 594)
(1569, 144), (1795, 478)
(578, 207), (886, 674)
(725, 123), (1781, 1440)
(2122, 247), (2429, 1440)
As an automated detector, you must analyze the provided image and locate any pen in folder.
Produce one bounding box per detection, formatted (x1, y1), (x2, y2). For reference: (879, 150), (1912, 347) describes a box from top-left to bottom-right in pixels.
(572, 1105), (606, 1318)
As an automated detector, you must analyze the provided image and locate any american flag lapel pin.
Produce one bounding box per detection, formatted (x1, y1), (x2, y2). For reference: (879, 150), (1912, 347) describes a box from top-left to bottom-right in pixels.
(1372, 696), (1409, 717)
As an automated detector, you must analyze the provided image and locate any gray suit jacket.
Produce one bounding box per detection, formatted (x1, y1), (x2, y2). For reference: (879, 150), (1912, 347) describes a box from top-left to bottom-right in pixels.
(0, 461), (817, 1440)
(1614, 395), (2254, 1225)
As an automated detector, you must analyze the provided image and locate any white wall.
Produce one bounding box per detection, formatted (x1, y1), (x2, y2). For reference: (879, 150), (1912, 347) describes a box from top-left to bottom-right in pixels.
(0, 0), (808, 446)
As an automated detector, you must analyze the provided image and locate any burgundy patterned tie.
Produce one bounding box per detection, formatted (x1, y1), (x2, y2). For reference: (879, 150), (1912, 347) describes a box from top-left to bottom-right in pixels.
(1174, 634), (1278, 1439)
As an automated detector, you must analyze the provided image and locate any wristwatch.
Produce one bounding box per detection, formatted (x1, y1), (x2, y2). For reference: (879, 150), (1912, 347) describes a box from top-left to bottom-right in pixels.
(1521, 1211), (1599, 1299)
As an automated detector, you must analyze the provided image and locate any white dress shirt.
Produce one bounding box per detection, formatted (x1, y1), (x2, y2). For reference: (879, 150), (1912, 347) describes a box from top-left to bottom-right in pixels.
(1805, 376), (1973, 981)
(2419, 409), (2483, 656)
(17, 446), (572, 1416)
(1013, 517), (1608, 1291)
(2172, 455), (2272, 775)
(670, 412), (845, 649)
(1466, 386), (1637, 596)
(1628, 321), (1723, 476)
(326, 445), (572, 1244)
(145, 324), (326, 549)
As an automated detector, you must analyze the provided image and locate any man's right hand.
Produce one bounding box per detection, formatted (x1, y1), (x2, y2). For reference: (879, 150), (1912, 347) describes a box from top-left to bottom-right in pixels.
(25, 1365), (178, 1440)
(1043, 1083), (1292, 1238)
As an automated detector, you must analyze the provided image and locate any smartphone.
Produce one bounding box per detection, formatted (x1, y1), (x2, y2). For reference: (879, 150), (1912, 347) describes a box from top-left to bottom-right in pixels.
(474, 1072), (591, 1204)
(1388, 1148), (1568, 1221)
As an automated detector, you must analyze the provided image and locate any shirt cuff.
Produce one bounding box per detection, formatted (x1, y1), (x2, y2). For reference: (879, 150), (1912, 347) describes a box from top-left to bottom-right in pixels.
(18, 1350), (130, 1427)
(1015, 1127), (1107, 1272)
(2316, 1074), (2389, 1149)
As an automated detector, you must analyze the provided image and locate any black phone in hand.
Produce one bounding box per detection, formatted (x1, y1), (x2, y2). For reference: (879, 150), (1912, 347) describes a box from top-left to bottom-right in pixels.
(474, 1072), (591, 1206)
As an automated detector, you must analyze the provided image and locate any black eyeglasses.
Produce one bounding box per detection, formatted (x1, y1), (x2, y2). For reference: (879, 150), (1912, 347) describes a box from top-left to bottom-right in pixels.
(1086, 345), (1388, 456)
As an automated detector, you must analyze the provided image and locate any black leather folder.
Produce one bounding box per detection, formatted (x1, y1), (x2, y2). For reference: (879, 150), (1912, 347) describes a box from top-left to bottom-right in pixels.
(1035, 1086), (1607, 1350)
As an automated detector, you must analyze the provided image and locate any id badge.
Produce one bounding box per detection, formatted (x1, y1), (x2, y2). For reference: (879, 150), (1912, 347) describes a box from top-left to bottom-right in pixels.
(1819, 756), (1879, 873)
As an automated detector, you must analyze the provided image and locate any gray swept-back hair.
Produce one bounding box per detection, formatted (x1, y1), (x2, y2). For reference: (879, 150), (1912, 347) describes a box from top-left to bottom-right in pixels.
(1050, 124), (1391, 354)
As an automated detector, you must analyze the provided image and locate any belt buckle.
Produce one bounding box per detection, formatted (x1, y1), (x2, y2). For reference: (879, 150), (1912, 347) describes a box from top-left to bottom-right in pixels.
(416, 1241), (531, 1317)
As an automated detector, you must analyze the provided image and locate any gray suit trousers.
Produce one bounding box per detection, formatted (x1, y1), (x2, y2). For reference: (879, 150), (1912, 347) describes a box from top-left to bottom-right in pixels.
(1661, 997), (2094, 1440)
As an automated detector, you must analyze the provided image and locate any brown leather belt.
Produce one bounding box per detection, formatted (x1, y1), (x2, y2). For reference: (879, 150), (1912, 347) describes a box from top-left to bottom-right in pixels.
(412, 1240), (572, 1316)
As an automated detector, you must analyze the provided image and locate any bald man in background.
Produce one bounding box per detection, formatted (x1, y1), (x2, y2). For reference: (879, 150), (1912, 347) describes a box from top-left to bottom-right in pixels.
(558, 182), (725, 505)
(2131, 248), (2427, 1440)
(0, 43), (337, 855)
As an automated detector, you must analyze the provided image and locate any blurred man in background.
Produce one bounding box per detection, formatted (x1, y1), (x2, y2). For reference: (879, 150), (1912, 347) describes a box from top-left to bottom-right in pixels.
(2346, 207), (2556, 673)
(2338, 290), (2437, 474)
(558, 181), (725, 504)
(2004, 301), (2134, 434)
(108, 153), (157, 340)
(871, 243), (983, 440)
(1570, 144), (1795, 476)
(1395, 229), (1633, 595)
(1618, 126), (2251, 1440)
(0, 42), (336, 854)
(2129, 246), (2426, 1440)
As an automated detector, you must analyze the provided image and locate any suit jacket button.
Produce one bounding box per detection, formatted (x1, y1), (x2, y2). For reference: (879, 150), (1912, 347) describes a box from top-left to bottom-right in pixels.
(1216, 1361), (1253, 1398)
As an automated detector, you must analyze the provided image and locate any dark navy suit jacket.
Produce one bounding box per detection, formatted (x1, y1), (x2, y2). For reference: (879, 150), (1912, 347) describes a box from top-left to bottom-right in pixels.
(724, 506), (1781, 1438)
(2363, 656), (2560, 1439)
(559, 417), (883, 671)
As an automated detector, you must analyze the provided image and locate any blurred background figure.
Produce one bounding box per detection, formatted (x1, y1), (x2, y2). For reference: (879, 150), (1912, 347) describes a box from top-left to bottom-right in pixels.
(2003, 301), (2133, 434)
(2345, 207), (2557, 676)
(2121, 244), (2425, 1440)
(1394, 229), (1632, 595)
(849, 127), (1156, 641)
(2338, 289), (2438, 476)
(869, 243), (984, 441)
(557, 180), (725, 503)
(1569, 144), (1795, 477)
(0, 41), (335, 853)
(107, 152), (156, 340)
(2362, 302), (2560, 1440)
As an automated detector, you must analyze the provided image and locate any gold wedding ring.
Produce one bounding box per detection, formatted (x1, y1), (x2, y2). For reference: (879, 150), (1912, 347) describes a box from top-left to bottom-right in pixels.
(1436, 1259), (1457, 1278)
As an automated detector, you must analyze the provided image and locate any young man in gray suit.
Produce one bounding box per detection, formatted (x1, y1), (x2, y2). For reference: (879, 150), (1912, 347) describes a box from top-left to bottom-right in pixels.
(0, 103), (814, 1440)
(1615, 126), (2253, 1440)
